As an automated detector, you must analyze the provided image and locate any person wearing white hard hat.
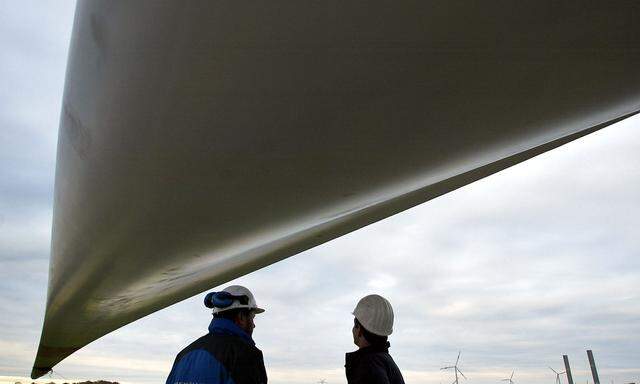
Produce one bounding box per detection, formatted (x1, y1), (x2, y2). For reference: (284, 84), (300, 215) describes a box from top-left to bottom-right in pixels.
(166, 285), (268, 384)
(345, 294), (405, 384)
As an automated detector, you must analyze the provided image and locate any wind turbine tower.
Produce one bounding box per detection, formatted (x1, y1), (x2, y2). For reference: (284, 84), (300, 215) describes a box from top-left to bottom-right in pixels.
(550, 366), (567, 384)
(441, 351), (467, 384)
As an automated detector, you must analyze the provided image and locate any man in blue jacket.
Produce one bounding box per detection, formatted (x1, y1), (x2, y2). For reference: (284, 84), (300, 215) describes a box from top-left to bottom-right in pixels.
(166, 285), (268, 384)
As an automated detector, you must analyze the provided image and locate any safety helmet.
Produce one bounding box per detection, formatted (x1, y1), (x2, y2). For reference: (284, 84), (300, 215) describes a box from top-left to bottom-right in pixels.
(352, 294), (394, 336)
(204, 285), (265, 314)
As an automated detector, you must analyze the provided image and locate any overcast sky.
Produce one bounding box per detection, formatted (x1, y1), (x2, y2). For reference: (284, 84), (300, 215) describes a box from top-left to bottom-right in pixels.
(1, 2), (639, 384)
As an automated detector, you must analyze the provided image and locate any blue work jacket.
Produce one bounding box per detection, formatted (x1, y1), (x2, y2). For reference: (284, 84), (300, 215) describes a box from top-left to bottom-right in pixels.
(166, 318), (267, 384)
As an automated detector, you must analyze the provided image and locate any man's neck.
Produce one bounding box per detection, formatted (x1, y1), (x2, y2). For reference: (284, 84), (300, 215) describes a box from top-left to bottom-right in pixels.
(356, 338), (371, 349)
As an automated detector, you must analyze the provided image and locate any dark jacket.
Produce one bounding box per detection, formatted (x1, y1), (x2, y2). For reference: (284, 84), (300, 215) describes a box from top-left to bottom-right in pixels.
(166, 318), (268, 384)
(345, 342), (405, 384)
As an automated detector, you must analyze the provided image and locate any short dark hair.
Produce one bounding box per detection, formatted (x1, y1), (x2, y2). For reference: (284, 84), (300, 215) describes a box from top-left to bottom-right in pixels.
(213, 308), (252, 321)
(355, 318), (388, 346)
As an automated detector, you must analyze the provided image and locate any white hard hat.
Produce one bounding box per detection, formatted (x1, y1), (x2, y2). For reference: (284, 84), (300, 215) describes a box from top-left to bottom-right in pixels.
(352, 294), (394, 336)
(207, 285), (265, 314)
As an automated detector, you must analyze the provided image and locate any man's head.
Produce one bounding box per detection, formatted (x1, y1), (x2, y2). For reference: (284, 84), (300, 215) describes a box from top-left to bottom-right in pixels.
(351, 294), (394, 348)
(214, 307), (257, 336)
(205, 285), (264, 336)
(353, 317), (389, 347)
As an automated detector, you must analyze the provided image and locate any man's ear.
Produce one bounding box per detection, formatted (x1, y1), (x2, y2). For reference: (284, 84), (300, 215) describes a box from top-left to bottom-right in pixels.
(237, 310), (252, 323)
(233, 311), (245, 324)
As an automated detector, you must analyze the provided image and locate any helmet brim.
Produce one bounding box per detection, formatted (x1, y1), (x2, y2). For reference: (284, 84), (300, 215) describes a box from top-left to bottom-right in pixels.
(212, 305), (266, 314)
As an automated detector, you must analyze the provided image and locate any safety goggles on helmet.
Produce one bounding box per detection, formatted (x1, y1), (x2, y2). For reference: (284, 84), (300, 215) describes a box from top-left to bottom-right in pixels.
(205, 285), (265, 314)
(204, 291), (249, 309)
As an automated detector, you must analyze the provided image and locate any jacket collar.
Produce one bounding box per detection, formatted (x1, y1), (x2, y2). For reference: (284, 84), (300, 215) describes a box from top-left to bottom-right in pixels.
(346, 341), (391, 364)
(208, 317), (255, 346)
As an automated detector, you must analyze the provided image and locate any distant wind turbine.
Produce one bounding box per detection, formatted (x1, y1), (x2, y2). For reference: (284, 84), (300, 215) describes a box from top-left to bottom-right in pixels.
(549, 366), (566, 384)
(318, 379), (327, 384)
(441, 351), (467, 384)
(502, 370), (515, 384)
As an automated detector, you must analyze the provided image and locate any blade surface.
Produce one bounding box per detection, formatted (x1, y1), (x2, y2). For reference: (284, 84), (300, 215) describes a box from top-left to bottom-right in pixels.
(32, 0), (640, 378)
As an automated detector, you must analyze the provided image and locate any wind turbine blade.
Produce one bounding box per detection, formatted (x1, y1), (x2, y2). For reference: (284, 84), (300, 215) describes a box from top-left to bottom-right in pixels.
(457, 369), (467, 380)
(511, 371), (514, 380)
(549, 367), (559, 374)
(30, 0), (640, 378)
(456, 351), (461, 366)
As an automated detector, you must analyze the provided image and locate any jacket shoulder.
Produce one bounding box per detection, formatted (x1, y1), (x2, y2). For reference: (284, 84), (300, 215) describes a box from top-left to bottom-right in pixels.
(170, 333), (267, 384)
(352, 352), (404, 384)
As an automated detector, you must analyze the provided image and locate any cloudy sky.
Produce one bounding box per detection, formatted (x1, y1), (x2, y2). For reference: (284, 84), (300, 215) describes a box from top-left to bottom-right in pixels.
(1, 2), (639, 384)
